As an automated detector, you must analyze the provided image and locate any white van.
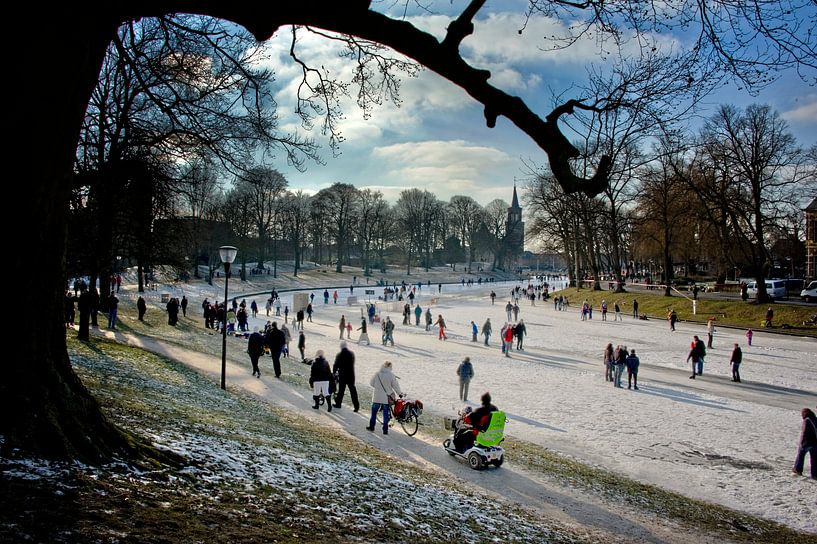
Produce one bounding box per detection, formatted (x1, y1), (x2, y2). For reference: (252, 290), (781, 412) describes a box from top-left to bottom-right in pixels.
(746, 279), (788, 300)
(801, 281), (817, 303)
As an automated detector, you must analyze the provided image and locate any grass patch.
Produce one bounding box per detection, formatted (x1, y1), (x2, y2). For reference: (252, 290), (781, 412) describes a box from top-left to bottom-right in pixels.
(557, 288), (816, 336)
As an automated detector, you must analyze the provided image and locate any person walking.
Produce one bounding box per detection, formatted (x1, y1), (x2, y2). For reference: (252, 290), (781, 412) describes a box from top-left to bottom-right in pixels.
(793, 408), (817, 479)
(281, 323), (292, 358)
(323, 289), (329, 304)
(357, 318), (370, 345)
(137, 295), (147, 322)
(424, 308), (433, 331)
(107, 292), (119, 330)
(298, 330), (306, 361)
(515, 319), (526, 350)
(601, 300), (608, 321)
(765, 307), (774, 328)
(604, 343), (614, 382)
(626, 349), (640, 390)
(265, 322), (286, 378)
(247, 327), (265, 378)
(503, 324), (514, 358)
(707, 318), (716, 349)
(632, 299), (639, 319)
(250, 299), (257, 318)
(339, 315), (346, 340)
(333, 342), (359, 411)
(306, 303), (313, 322)
(367, 361), (402, 434)
(296, 309), (304, 330)
(434, 314), (448, 340)
(309, 350), (334, 412)
(414, 304), (422, 326)
(333, 290), (339, 304)
(470, 321), (478, 342)
(482, 318), (492, 346)
(668, 309), (678, 331)
(505, 301), (513, 322)
(383, 317), (395, 346)
(181, 295), (188, 317)
(614, 301), (622, 321)
(686, 335), (706, 378)
(456, 357), (474, 402)
(512, 302), (520, 322)
(746, 328), (753, 346)
(730, 343), (743, 382)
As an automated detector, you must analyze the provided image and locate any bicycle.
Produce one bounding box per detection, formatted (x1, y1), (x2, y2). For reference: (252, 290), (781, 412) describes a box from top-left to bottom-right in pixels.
(376, 394), (423, 436)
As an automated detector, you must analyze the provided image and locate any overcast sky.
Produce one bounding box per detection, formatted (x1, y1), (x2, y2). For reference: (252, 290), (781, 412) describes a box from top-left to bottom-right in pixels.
(253, 2), (816, 207)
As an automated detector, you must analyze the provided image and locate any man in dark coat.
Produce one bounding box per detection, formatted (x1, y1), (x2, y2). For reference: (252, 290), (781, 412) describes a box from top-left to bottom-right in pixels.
(166, 297), (179, 326)
(730, 343), (743, 382)
(180, 295), (188, 317)
(137, 295), (147, 322)
(247, 327), (265, 378)
(265, 322), (286, 378)
(333, 342), (359, 411)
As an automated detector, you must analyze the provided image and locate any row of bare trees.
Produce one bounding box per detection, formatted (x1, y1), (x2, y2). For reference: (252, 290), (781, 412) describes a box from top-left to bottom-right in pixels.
(173, 164), (523, 280)
(525, 103), (815, 301)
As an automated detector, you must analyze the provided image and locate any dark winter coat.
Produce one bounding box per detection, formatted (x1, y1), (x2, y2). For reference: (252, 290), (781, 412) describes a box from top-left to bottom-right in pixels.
(625, 354), (640, 373)
(265, 327), (286, 351)
(514, 323), (526, 338)
(247, 332), (265, 357)
(730, 346), (743, 365)
(456, 360), (474, 382)
(309, 356), (334, 386)
(800, 414), (817, 447)
(333, 348), (356, 383)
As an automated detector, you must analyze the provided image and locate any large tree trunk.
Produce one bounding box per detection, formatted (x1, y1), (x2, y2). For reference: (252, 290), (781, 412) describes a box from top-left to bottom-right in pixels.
(2, 10), (140, 464)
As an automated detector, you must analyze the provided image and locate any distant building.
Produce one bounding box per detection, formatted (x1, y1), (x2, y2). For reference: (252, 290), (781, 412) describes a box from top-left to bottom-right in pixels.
(807, 198), (817, 280)
(505, 184), (525, 268)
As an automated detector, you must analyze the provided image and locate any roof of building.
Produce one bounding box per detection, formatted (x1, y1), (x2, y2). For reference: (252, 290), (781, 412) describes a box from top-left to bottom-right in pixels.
(806, 198), (817, 212)
(510, 183), (521, 209)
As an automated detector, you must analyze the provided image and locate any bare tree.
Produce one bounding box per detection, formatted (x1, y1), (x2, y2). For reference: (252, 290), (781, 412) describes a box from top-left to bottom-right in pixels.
(314, 183), (360, 272)
(693, 104), (813, 301)
(281, 190), (312, 277)
(234, 167), (288, 270)
(357, 189), (389, 276)
(176, 160), (223, 280)
(448, 195), (485, 273)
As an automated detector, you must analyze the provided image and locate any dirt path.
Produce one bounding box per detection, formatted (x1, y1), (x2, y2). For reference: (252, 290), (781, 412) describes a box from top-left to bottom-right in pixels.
(101, 329), (734, 543)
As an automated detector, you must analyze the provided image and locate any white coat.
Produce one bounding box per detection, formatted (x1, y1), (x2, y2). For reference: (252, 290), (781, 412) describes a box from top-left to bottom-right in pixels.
(370, 367), (402, 404)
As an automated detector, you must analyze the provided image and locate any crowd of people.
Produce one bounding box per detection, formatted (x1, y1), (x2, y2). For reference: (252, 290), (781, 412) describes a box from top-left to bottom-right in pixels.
(65, 273), (815, 480)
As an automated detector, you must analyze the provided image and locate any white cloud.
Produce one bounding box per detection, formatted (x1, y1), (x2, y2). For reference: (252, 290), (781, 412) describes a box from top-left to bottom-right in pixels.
(781, 95), (817, 123)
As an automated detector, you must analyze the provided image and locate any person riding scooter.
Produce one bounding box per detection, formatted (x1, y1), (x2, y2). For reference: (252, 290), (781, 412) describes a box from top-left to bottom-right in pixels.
(453, 392), (497, 452)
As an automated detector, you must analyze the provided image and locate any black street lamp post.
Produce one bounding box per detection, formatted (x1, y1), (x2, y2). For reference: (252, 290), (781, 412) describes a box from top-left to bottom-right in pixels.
(219, 246), (238, 390)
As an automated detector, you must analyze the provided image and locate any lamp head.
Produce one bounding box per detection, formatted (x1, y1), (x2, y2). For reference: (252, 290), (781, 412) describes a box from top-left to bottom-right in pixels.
(219, 246), (238, 264)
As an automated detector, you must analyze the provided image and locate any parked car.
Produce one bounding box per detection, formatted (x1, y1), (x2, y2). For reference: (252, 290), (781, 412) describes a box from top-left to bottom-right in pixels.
(801, 281), (817, 303)
(746, 279), (788, 300)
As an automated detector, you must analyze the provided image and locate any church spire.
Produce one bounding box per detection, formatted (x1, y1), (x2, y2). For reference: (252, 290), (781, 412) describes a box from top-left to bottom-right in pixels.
(511, 182), (520, 209)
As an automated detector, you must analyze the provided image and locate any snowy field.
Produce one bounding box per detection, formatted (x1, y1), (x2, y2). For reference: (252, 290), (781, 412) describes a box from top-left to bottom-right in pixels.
(154, 277), (817, 534)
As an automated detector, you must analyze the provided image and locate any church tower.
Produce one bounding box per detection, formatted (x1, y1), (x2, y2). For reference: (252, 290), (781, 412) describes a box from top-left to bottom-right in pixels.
(506, 183), (525, 268)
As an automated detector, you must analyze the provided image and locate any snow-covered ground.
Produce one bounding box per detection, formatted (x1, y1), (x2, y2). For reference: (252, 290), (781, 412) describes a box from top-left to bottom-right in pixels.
(149, 276), (817, 534)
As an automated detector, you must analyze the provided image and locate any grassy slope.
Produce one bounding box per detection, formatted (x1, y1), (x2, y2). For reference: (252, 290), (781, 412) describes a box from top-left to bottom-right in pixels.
(556, 288), (816, 337)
